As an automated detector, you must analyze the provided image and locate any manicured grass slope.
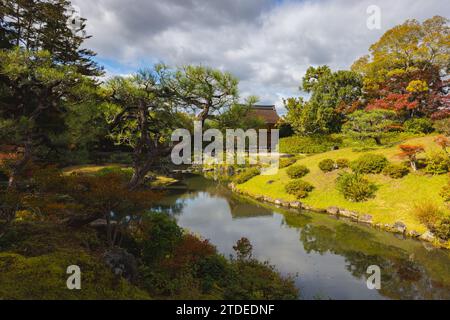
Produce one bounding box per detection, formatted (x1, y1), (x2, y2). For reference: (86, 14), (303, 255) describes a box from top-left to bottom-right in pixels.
(237, 135), (448, 233)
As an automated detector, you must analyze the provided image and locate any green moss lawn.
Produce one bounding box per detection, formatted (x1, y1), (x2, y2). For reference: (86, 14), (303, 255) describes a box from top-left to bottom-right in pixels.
(237, 135), (448, 233)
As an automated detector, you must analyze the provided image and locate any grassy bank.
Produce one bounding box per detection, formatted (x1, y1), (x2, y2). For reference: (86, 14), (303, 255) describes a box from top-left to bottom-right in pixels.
(236, 135), (448, 234)
(62, 164), (178, 188)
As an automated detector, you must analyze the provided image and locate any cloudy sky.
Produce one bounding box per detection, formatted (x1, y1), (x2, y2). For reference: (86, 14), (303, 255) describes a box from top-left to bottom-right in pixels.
(71, 0), (449, 114)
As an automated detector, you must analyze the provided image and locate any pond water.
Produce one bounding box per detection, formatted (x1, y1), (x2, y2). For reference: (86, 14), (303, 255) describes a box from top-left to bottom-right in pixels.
(152, 175), (450, 300)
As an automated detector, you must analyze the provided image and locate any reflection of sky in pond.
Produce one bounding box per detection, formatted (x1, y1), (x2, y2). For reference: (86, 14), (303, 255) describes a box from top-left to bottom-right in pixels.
(175, 192), (382, 299)
(152, 177), (450, 300)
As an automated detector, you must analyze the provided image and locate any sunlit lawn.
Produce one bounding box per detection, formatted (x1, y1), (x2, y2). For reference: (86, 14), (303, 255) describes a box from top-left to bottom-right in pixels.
(237, 135), (448, 233)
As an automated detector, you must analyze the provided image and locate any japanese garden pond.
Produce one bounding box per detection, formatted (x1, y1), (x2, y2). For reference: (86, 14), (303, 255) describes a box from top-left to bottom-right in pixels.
(151, 175), (450, 300)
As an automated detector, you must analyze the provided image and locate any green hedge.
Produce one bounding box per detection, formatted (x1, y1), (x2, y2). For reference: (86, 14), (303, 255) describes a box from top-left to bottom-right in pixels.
(233, 167), (260, 185)
(350, 154), (389, 174)
(279, 158), (297, 169)
(279, 135), (342, 154)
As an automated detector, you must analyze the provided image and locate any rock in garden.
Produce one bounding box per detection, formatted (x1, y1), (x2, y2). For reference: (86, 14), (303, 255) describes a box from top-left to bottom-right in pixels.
(359, 215), (373, 225)
(290, 202), (302, 208)
(104, 248), (138, 284)
(393, 221), (407, 234)
(339, 209), (359, 220)
(407, 230), (421, 238)
(326, 207), (340, 215)
(419, 231), (436, 242)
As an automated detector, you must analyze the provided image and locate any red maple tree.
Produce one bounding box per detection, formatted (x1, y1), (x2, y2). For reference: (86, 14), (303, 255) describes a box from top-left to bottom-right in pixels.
(398, 144), (425, 171)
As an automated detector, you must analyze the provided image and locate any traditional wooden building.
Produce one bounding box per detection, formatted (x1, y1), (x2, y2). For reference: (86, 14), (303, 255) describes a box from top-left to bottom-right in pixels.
(248, 105), (280, 129)
(248, 105), (280, 149)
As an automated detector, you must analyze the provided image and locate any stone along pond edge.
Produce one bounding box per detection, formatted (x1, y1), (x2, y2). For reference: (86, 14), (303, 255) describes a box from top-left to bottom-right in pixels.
(228, 183), (450, 250)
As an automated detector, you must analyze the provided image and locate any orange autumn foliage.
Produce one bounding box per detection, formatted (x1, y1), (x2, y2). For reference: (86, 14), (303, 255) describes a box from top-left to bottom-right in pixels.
(398, 144), (425, 171)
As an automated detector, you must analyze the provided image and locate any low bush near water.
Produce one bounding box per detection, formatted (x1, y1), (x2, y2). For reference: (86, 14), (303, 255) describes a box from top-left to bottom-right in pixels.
(279, 158), (297, 169)
(285, 179), (314, 199)
(350, 154), (389, 174)
(233, 167), (260, 184)
(286, 165), (310, 179)
(336, 173), (377, 202)
(382, 164), (410, 179)
(319, 159), (336, 172)
(433, 218), (450, 241)
(137, 218), (300, 299)
(140, 213), (184, 266)
(413, 203), (450, 240)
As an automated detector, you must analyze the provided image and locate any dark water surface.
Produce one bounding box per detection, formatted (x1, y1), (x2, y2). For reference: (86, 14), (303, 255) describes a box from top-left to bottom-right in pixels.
(152, 176), (450, 300)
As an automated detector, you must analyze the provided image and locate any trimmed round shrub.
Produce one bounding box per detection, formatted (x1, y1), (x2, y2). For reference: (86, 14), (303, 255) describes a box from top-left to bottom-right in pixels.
(350, 154), (389, 174)
(336, 173), (377, 202)
(336, 159), (350, 169)
(286, 165), (310, 179)
(425, 151), (450, 175)
(285, 179), (314, 199)
(319, 159), (336, 172)
(233, 167), (260, 185)
(382, 164), (410, 179)
(279, 158), (297, 169)
(404, 118), (434, 134)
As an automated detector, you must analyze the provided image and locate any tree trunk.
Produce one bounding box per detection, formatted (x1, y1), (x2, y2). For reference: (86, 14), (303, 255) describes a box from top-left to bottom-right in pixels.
(8, 141), (32, 189)
(128, 159), (154, 190)
(197, 105), (210, 126)
(410, 160), (417, 171)
(127, 101), (163, 190)
(374, 136), (382, 145)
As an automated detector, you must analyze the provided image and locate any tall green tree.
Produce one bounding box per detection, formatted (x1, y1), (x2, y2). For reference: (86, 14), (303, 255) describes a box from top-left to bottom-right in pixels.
(0, 49), (98, 186)
(0, 0), (102, 187)
(0, 0), (101, 75)
(171, 65), (239, 125)
(285, 66), (363, 135)
(352, 16), (449, 117)
(342, 109), (399, 145)
(102, 67), (190, 189)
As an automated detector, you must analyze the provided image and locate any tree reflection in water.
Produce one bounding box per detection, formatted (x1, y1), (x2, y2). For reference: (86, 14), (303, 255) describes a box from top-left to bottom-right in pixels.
(298, 222), (450, 299)
(152, 175), (450, 300)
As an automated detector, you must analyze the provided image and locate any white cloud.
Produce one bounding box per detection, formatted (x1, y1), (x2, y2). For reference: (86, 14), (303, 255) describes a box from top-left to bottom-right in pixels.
(72, 0), (450, 112)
